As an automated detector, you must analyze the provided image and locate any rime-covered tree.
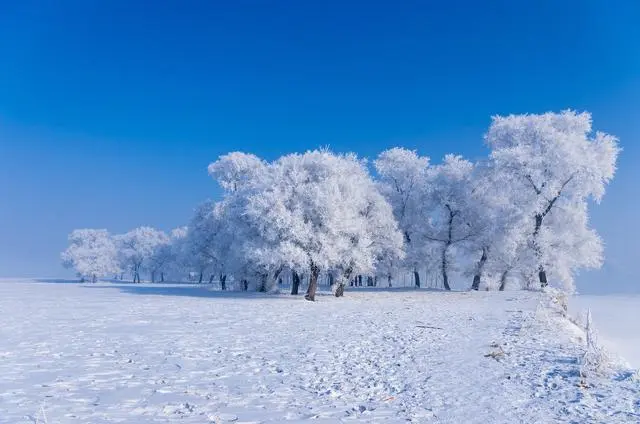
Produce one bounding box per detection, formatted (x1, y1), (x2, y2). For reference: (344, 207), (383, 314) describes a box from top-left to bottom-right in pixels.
(146, 230), (171, 282)
(486, 110), (619, 291)
(61, 229), (120, 283)
(213, 149), (404, 300)
(375, 148), (429, 287)
(115, 227), (169, 283)
(420, 155), (477, 291)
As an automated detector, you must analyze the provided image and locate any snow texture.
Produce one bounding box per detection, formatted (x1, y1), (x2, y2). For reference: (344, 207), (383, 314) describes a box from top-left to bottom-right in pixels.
(571, 294), (640, 369)
(1, 279), (638, 423)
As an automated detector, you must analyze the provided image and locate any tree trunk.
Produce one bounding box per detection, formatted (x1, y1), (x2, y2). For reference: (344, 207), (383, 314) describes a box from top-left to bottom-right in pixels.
(209, 274), (215, 284)
(533, 213), (548, 289)
(220, 274), (227, 290)
(367, 276), (374, 286)
(305, 263), (320, 301)
(160, 272), (164, 282)
(499, 270), (509, 291)
(291, 271), (301, 295)
(258, 274), (267, 292)
(242, 279), (249, 291)
(357, 275), (362, 286)
(151, 271), (156, 283)
(328, 273), (334, 288)
(441, 247), (451, 291)
(198, 272), (203, 284)
(471, 248), (488, 291)
(539, 269), (548, 288)
(388, 274), (392, 288)
(91, 274), (97, 284)
(413, 270), (421, 288)
(334, 283), (345, 297)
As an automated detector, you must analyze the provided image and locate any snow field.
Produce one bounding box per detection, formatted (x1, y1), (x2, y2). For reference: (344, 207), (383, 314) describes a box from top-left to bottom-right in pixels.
(0, 280), (638, 423)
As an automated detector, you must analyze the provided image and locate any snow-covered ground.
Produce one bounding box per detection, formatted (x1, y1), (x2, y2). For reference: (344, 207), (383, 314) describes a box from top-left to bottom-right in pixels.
(1, 279), (639, 423)
(570, 294), (640, 369)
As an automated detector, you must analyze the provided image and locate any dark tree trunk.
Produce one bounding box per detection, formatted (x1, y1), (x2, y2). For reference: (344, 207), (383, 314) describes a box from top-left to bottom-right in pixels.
(358, 275), (363, 286)
(220, 274), (227, 290)
(499, 270), (509, 291)
(539, 269), (548, 288)
(388, 274), (392, 288)
(367, 276), (374, 286)
(471, 248), (488, 291)
(304, 263), (320, 301)
(328, 273), (334, 287)
(198, 272), (203, 284)
(160, 272), (164, 282)
(414, 270), (421, 288)
(533, 213), (548, 289)
(441, 205), (455, 291)
(441, 247), (451, 291)
(291, 271), (301, 295)
(91, 274), (97, 284)
(209, 274), (215, 284)
(151, 271), (156, 283)
(349, 279), (354, 287)
(334, 283), (345, 297)
(242, 279), (249, 291)
(258, 274), (267, 292)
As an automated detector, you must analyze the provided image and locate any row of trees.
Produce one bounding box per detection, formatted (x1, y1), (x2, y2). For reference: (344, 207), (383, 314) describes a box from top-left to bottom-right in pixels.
(61, 111), (619, 299)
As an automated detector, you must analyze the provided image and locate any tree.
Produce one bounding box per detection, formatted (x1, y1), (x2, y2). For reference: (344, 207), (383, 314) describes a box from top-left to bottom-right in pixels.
(61, 229), (120, 283)
(375, 148), (429, 287)
(217, 149), (404, 301)
(485, 110), (619, 291)
(420, 155), (477, 290)
(163, 226), (190, 282)
(116, 227), (168, 283)
(146, 230), (171, 282)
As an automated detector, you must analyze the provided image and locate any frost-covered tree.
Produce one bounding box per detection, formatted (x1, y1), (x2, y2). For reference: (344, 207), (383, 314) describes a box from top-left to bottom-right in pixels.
(163, 226), (190, 282)
(184, 201), (222, 283)
(146, 230), (171, 282)
(214, 149), (404, 300)
(115, 227), (169, 283)
(375, 148), (429, 287)
(420, 155), (477, 290)
(207, 151), (267, 193)
(486, 110), (619, 291)
(61, 229), (120, 283)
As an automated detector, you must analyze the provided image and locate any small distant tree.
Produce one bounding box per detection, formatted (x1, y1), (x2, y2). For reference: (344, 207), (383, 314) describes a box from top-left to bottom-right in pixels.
(61, 229), (120, 283)
(146, 231), (171, 282)
(115, 227), (168, 283)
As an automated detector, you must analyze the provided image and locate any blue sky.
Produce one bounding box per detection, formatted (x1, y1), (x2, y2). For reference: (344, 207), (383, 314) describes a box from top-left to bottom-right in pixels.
(0, 1), (638, 293)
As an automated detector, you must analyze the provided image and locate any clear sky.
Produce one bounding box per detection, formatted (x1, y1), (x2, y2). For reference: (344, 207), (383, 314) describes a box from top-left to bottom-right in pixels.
(0, 1), (638, 293)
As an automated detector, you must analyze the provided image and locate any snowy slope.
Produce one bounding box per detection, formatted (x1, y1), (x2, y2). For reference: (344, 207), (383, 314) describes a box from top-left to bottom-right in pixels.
(570, 294), (640, 369)
(0, 280), (638, 423)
